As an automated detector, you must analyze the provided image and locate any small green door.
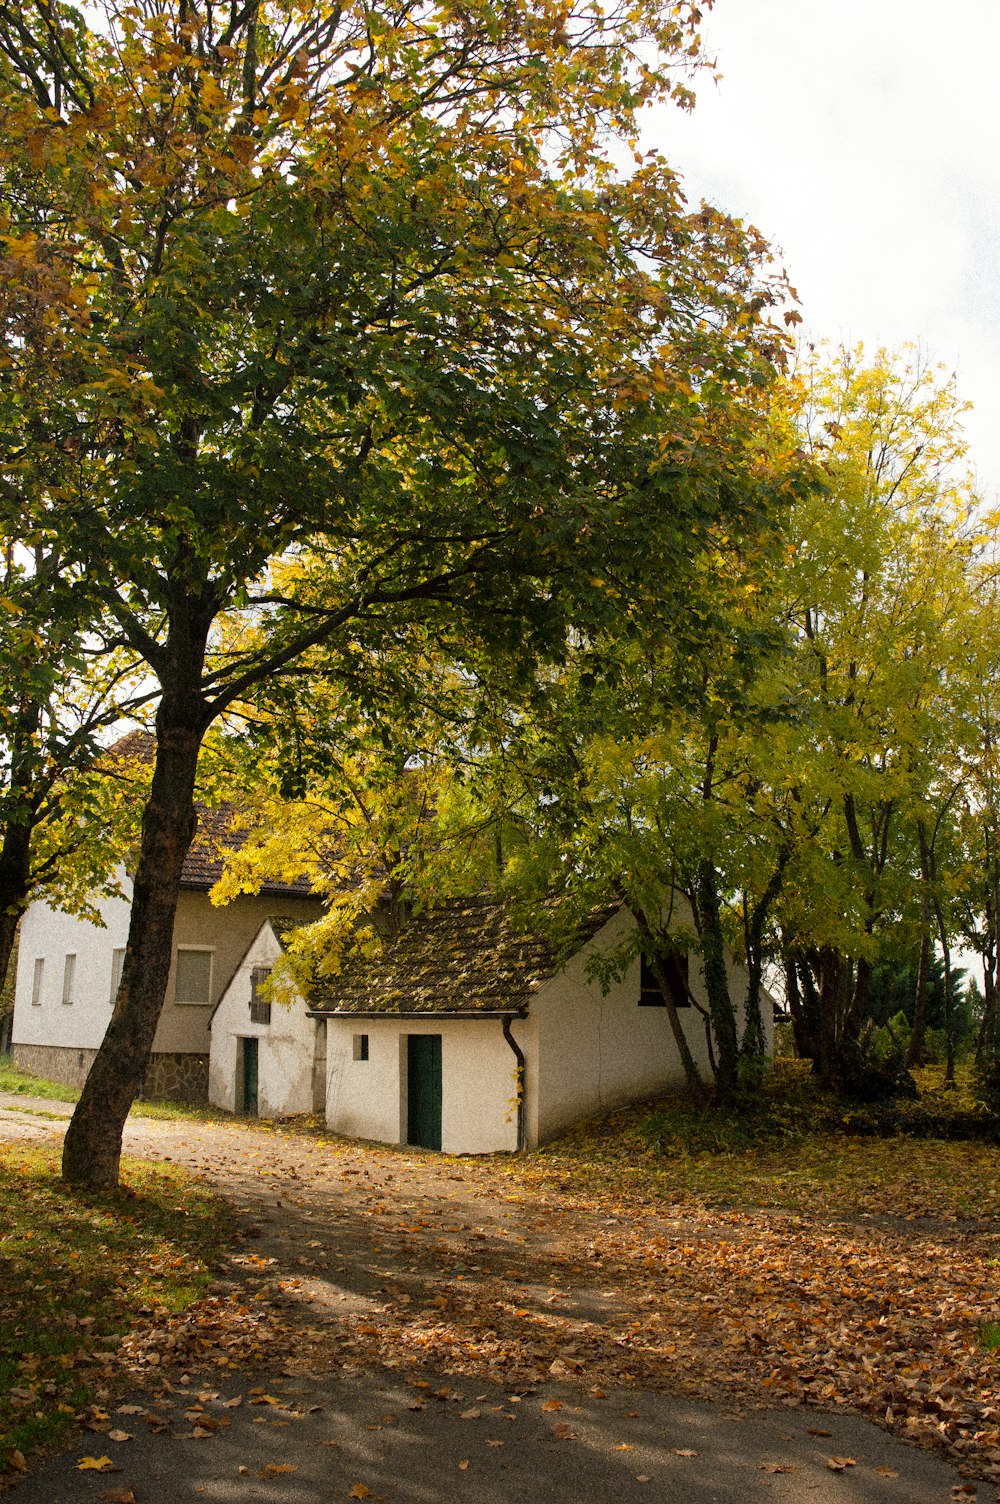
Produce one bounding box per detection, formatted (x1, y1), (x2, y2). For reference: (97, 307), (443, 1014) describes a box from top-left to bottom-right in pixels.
(242, 1037), (259, 1117)
(407, 1034), (442, 1150)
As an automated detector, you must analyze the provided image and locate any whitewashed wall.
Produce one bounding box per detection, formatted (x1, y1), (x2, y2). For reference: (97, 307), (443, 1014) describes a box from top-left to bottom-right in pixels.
(13, 879), (322, 1059)
(154, 890), (321, 1054)
(325, 1015), (528, 1154)
(531, 908), (759, 1145)
(208, 921), (319, 1117)
(12, 875), (133, 1052)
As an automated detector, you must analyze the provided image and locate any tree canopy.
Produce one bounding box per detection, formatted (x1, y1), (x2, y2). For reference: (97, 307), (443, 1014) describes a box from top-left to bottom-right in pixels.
(0, 0), (796, 1183)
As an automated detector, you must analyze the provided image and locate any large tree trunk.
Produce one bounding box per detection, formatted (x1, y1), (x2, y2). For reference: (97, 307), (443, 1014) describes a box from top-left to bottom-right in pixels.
(0, 701), (45, 994)
(62, 700), (205, 1187)
(0, 817), (33, 996)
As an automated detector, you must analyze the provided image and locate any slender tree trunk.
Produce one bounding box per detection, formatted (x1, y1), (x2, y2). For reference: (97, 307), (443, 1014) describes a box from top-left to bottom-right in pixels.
(814, 947), (842, 1084)
(62, 699), (206, 1187)
(784, 949), (803, 1058)
(783, 947), (823, 1061)
(842, 953), (872, 1045)
(740, 856), (788, 1059)
(908, 880), (932, 1067)
(695, 860), (739, 1099)
(933, 899), (956, 1087)
(977, 823), (1000, 1068)
(632, 906), (707, 1100)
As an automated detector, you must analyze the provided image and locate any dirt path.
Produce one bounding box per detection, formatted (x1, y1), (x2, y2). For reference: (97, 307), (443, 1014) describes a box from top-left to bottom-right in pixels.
(0, 1095), (994, 1502)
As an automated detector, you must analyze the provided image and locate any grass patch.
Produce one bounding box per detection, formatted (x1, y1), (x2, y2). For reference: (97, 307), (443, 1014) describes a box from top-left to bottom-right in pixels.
(981, 1322), (1000, 1354)
(0, 1140), (233, 1474)
(0, 1057), (234, 1124)
(501, 1060), (1000, 1224)
(0, 1058), (78, 1103)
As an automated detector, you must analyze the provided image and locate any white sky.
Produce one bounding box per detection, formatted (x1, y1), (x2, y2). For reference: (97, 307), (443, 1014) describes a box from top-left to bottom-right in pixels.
(644, 0), (1000, 502)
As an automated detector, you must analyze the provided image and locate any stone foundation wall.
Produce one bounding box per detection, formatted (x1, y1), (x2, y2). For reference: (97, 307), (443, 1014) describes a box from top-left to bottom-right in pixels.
(11, 1043), (209, 1104)
(141, 1052), (209, 1104)
(13, 1042), (94, 1088)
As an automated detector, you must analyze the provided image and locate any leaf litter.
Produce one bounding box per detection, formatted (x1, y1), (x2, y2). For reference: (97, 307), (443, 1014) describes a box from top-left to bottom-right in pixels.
(3, 1102), (1000, 1488)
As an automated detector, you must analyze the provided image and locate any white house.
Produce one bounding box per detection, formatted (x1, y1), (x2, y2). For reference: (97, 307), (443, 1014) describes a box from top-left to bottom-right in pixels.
(11, 804), (323, 1102)
(208, 915), (325, 1117)
(207, 896), (768, 1151)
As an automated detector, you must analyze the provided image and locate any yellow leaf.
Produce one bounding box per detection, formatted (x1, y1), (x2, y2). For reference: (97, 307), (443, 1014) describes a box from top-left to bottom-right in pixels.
(76, 1457), (118, 1472)
(348, 1487), (371, 1499)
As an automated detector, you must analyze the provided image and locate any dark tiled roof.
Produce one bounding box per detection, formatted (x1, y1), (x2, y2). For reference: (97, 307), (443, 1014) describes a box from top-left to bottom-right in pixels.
(268, 915), (307, 947)
(181, 804), (315, 897)
(311, 896), (620, 1016)
(105, 731), (315, 898)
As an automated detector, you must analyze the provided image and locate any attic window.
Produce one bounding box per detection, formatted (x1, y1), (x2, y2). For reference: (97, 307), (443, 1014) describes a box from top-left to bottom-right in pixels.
(62, 953), (77, 1006)
(249, 966), (272, 1026)
(353, 1033), (369, 1062)
(639, 953), (690, 1008)
(31, 957), (44, 1006)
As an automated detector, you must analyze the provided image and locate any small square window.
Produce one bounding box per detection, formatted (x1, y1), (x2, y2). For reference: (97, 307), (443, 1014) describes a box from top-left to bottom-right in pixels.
(249, 966), (272, 1026)
(62, 953), (76, 1006)
(31, 957), (44, 1006)
(639, 952), (690, 1008)
(353, 1033), (369, 1061)
(175, 948), (213, 1005)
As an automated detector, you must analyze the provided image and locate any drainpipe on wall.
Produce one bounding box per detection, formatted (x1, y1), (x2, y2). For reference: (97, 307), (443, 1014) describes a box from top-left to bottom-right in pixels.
(501, 1015), (527, 1152)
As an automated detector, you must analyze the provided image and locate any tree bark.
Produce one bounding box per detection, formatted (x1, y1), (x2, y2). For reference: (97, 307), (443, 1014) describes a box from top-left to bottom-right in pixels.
(631, 906), (707, 1100)
(62, 699), (205, 1187)
(933, 897), (956, 1087)
(0, 817), (33, 996)
(908, 873), (932, 1067)
(695, 860), (739, 1099)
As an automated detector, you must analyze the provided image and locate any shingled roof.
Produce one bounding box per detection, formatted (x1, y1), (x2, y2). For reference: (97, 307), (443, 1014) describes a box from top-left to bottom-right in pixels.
(310, 896), (620, 1017)
(105, 731), (315, 899)
(180, 806), (315, 897)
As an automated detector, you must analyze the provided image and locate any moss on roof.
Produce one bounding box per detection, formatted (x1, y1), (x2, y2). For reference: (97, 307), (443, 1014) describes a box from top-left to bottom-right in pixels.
(106, 732), (314, 898)
(311, 896), (620, 1016)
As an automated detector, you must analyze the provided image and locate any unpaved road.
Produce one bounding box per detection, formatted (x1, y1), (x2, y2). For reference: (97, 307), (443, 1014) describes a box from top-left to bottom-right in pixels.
(0, 1094), (984, 1503)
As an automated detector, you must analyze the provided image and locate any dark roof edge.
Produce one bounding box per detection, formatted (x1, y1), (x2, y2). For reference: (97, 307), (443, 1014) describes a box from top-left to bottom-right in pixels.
(179, 878), (319, 897)
(307, 1008), (529, 1021)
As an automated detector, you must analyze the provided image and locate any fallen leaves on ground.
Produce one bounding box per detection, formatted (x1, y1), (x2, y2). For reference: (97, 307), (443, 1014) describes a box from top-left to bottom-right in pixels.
(4, 1094), (1000, 1490)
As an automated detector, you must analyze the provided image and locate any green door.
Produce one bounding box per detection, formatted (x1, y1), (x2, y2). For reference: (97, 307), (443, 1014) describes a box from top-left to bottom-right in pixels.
(242, 1037), (259, 1117)
(407, 1034), (442, 1150)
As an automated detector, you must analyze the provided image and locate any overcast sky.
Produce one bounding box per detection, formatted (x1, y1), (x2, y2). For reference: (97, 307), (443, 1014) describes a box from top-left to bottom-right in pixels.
(645, 0), (1000, 501)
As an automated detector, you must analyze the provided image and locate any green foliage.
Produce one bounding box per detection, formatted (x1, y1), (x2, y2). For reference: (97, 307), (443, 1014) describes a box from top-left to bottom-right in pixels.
(981, 1322), (1000, 1354)
(628, 1060), (1000, 1158)
(975, 1057), (1000, 1116)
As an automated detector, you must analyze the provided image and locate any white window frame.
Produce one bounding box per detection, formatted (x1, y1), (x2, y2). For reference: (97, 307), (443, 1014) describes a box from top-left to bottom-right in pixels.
(61, 953), (76, 1006)
(174, 947), (214, 1006)
(31, 957), (44, 1006)
(110, 948), (126, 1005)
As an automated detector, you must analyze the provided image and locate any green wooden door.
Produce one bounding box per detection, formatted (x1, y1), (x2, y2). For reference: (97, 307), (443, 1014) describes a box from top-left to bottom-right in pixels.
(242, 1037), (259, 1117)
(406, 1034), (442, 1150)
